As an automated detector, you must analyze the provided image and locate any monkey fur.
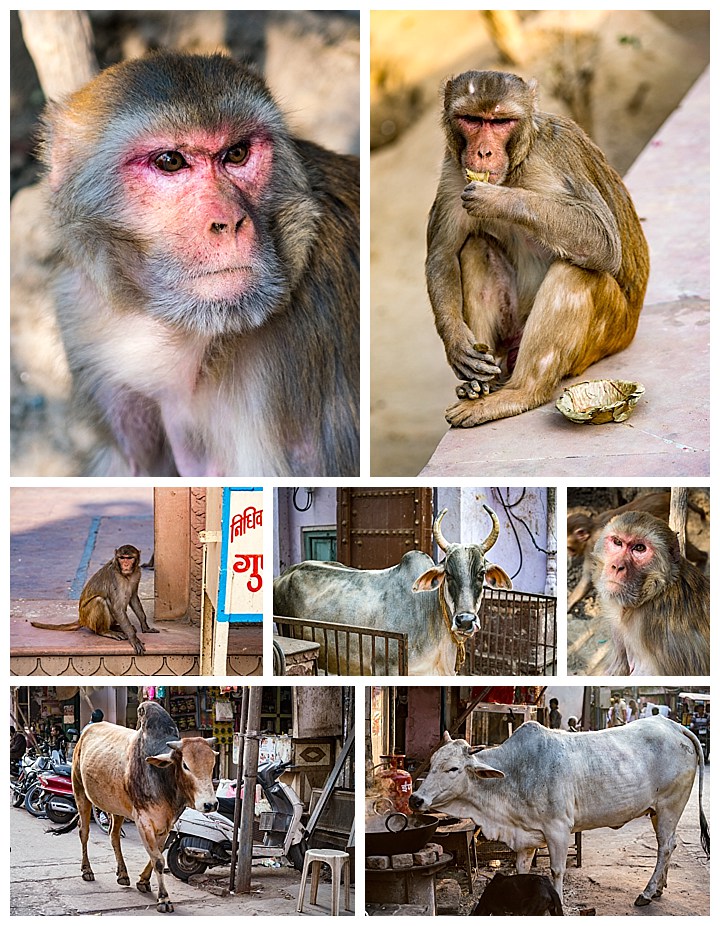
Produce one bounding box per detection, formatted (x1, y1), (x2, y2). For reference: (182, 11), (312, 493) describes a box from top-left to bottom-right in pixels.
(567, 491), (707, 612)
(591, 512), (709, 676)
(426, 70), (649, 427)
(41, 52), (359, 476)
(30, 545), (157, 655)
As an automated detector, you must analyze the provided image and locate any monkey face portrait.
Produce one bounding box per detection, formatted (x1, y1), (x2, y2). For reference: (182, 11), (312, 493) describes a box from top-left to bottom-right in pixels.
(11, 12), (359, 478)
(566, 488), (710, 677)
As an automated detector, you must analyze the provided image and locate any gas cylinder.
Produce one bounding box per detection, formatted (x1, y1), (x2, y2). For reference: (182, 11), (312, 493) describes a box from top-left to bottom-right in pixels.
(375, 754), (413, 814)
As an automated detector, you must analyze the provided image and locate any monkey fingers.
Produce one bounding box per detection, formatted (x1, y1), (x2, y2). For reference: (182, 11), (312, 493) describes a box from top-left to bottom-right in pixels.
(132, 638), (146, 656)
(447, 342), (502, 383)
(456, 379), (490, 400)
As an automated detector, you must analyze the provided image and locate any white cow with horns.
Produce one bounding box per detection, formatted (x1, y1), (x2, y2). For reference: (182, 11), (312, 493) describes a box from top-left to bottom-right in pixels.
(409, 718), (709, 908)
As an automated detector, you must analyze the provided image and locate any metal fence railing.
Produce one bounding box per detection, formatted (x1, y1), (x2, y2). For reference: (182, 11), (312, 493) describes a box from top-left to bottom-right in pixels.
(274, 615), (409, 676)
(465, 588), (557, 676)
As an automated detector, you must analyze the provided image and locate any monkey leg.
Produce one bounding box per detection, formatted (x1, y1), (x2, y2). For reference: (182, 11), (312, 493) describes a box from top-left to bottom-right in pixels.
(446, 263), (638, 427)
(438, 236), (510, 387)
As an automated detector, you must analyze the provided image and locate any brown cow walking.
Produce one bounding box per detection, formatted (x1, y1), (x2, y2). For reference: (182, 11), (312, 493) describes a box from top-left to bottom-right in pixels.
(54, 701), (218, 913)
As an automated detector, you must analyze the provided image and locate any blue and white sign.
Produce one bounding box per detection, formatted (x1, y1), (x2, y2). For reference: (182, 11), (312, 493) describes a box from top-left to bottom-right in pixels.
(217, 487), (263, 623)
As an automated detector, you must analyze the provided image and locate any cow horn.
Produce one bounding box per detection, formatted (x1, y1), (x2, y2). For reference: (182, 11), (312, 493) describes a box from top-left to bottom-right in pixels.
(205, 737), (218, 746)
(166, 739), (183, 751)
(479, 505), (500, 554)
(433, 509), (450, 552)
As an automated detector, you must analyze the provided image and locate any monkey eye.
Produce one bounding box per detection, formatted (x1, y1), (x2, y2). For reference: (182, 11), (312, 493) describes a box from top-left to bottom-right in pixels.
(632, 543), (647, 553)
(225, 144), (249, 165)
(154, 151), (188, 173)
(612, 537), (623, 546)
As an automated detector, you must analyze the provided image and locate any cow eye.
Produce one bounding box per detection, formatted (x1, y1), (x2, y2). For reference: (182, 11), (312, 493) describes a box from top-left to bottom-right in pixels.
(182, 761), (190, 772)
(447, 766), (459, 773)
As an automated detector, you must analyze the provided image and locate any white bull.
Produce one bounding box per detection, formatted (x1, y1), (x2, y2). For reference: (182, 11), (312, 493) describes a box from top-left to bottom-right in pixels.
(409, 717), (709, 907)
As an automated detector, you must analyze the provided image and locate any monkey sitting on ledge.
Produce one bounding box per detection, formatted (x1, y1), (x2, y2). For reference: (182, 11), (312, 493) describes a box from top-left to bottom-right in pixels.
(427, 70), (649, 427)
(40, 52), (359, 476)
(30, 545), (157, 655)
(591, 512), (709, 676)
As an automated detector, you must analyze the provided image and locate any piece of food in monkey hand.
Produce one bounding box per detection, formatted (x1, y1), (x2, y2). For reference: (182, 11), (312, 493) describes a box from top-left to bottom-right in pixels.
(466, 169), (490, 183)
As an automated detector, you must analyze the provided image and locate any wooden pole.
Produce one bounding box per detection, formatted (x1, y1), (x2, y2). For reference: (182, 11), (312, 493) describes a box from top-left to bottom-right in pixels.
(669, 487), (688, 558)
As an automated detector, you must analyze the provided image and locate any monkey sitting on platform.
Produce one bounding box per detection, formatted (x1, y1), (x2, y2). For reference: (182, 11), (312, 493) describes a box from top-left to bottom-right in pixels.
(427, 70), (649, 427)
(30, 545), (157, 655)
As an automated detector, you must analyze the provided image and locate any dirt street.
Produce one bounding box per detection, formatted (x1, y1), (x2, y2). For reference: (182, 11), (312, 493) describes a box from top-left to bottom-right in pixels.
(9, 802), (353, 916)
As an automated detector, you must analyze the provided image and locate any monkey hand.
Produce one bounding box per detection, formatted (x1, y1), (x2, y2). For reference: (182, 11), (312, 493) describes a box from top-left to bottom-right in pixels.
(460, 181), (513, 219)
(445, 333), (502, 383)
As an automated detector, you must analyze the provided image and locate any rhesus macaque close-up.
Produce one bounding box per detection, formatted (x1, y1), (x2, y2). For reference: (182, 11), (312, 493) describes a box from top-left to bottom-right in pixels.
(591, 512), (710, 676)
(41, 52), (359, 476)
(427, 70), (649, 427)
(567, 490), (707, 612)
(30, 545), (156, 655)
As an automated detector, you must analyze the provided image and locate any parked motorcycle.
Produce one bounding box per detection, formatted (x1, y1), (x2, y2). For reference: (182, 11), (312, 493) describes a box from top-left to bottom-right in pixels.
(11, 750), (53, 811)
(36, 763), (77, 825)
(165, 759), (307, 882)
(24, 759), (73, 819)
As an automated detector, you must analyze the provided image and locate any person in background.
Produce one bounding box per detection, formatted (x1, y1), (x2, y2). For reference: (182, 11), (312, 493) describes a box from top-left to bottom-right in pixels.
(567, 716), (581, 733)
(548, 698), (562, 729)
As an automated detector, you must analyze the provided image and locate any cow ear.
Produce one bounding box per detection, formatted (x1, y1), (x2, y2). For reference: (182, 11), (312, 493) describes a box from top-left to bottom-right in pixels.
(442, 731), (452, 744)
(146, 753), (174, 767)
(470, 763), (505, 780)
(412, 565), (445, 592)
(484, 564), (512, 590)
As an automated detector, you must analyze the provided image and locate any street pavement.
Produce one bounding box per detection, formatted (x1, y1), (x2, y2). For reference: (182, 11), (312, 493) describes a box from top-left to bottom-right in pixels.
(10, 803), (354, 916)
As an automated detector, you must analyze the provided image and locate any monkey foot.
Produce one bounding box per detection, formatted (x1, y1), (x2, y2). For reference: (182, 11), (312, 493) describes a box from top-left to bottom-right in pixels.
(137, 880), (152, 894)
(117, 874), (130, 886)
(634, 894), (652, 907)
(133, 642), (147, 656)
(456, 379), (490, 400)
(144, 627), (160, 633)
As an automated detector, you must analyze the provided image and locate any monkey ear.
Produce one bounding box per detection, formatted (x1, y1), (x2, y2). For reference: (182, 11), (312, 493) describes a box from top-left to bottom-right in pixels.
(669, 533), (682, 563)
(526, 77), (539, 109)
(574, 528), (591, 542)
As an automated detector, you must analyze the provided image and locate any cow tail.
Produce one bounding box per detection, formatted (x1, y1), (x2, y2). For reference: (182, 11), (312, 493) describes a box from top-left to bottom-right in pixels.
(680, 724), (709, 856)
(550, 887), (564, 915)
(48, 813), (80, 835)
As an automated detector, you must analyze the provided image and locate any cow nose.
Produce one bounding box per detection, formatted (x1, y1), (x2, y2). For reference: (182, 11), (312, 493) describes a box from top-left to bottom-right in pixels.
(204, 799), (218, 813)
(408, 794), (423, 811)
(453, 612), (478, 634)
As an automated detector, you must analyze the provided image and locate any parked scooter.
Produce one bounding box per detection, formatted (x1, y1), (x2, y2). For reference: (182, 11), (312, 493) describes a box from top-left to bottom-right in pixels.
(165, 759), (307, 881)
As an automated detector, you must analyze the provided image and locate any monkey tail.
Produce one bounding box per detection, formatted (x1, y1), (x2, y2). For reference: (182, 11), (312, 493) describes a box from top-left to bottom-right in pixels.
(48, 813), (80, 835)
(29, 620), (81, 632)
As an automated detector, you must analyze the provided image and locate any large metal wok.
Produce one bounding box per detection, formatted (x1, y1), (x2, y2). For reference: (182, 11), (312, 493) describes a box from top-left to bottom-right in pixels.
(365, 812), (440, 856)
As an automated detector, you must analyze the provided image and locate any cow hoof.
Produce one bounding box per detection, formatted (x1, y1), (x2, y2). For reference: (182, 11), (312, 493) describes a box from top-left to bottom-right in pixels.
(634, 894), (652, 907)
(117, 875), (130, 886)
(157, 901), (174, 913)
(136, 880), (152, 894)
(82, 872), (95, 882)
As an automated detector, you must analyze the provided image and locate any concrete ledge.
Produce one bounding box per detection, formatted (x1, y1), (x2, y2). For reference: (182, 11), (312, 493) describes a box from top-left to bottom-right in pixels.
(421, 69), (709, 478)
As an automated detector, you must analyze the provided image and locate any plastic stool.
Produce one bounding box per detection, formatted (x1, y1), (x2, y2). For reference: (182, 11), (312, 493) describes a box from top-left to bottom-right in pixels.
(296, 848), (351, 916)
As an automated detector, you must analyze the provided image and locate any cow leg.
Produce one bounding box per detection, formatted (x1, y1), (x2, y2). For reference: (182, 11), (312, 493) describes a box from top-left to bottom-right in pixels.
(75, 785), (95, 882)
(110, 815), (130, 886)
(544, 826), (571, 900)
(635, 811), (677, 906)
(515, 847), (534, 874)
(135, 814), (173, 913)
